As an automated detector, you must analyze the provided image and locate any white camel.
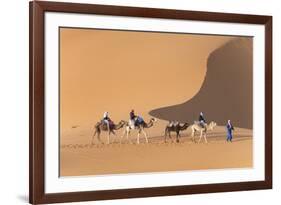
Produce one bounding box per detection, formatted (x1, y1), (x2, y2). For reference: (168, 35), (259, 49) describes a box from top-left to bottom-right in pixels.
(191, 121), (217, 143)
(120, 118), (156, 144)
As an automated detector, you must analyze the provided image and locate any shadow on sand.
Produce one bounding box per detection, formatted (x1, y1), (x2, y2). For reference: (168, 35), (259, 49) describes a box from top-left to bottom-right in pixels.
(149, 38), (253, 129)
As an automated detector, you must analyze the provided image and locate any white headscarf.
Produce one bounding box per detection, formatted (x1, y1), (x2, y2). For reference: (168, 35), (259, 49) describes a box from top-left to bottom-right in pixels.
(103, 112), (109, 118)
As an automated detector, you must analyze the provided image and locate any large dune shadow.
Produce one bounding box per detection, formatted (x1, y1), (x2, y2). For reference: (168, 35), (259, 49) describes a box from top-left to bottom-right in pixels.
(149, 38), (253, 129)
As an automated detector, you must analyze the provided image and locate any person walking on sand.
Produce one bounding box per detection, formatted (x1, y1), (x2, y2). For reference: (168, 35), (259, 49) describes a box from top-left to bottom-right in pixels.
(226, 120), (234, 142)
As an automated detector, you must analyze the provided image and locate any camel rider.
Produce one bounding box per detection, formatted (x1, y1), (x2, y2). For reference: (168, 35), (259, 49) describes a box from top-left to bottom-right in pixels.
(130, 109), (144, 127)
(103, 111), (111, 129)
(129, 109), (137, 128)
(199, 112), (206, 128)
(130, 110), (136, 121)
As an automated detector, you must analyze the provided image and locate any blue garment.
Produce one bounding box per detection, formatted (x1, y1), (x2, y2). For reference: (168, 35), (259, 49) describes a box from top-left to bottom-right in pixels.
(226, 123), (234, 142)
(227, 130), (232, 141)
(136, 116), (144, 125)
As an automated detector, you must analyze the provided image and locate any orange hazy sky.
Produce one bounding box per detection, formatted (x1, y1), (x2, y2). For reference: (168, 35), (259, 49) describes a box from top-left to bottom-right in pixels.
(60, 28), (234, 133)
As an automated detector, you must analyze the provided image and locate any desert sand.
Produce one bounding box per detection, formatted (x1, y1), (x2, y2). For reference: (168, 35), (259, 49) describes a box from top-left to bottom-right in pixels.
(59, 28), (253, 177)
(60, 126), (252, 176)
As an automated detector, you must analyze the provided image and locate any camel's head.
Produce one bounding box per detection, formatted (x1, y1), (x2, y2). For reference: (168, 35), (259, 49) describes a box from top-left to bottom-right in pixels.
(183, 122), (189, 127)
(151, 118), (157, 123)
(119, 120), (127, 127)
(209, 121), (217, 130)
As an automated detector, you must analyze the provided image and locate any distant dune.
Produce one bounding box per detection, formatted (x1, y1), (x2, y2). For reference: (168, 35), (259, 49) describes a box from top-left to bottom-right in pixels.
(149, 38), (253, 129)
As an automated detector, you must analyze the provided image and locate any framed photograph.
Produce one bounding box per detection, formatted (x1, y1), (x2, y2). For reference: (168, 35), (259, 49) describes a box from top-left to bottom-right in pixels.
(29, 1), (272, 204)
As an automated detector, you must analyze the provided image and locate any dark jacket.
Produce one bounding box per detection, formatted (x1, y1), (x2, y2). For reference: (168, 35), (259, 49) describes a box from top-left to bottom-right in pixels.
(130, 111), (136, 120)
(199, 115), (206, 123)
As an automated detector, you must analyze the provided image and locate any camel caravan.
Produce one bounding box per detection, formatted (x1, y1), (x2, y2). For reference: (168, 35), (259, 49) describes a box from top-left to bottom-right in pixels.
(91, 110), (218, 145)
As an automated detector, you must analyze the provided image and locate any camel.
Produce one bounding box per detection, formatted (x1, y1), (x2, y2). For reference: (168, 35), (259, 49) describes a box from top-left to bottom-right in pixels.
(164, 122), (189, 143)
(91, 120), (126, 144)
(191, 121), (217, 143)
(120, 118), (156, 144)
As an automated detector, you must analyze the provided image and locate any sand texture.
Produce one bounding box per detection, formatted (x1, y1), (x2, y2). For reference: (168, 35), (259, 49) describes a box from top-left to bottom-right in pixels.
(60, 126), (252, 176)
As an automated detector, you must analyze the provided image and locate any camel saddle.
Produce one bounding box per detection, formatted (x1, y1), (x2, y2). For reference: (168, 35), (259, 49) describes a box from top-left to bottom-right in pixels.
(194, 121), (206, 128)
(101, 120), (114, 129)
(135, 116), (144, 126)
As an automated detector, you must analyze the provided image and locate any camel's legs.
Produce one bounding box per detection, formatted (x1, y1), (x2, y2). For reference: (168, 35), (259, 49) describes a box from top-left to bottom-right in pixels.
(119, 135), (123, 144)
(107, 130), (110, 144)
(137, 131), (140, 144)
(126, 129), (131, 143)
(164, 129), (168, 143)
(165, 132), (173, 142)
(191, 129), (195, 142)
(119, 130), (125, 144)
(105, 123), (110, 144)
(91, 130), (96, 145)
(176, 131), (180, 143)
(120, 127), (128, 144)
(107, 133), (110, 144)
(126, 131), (129, 141)
(111, 131), (117, 143)
(198, 131), (203, 143)
(142, 129), (148, 143)
(97, 132), (103, 144)
(92, 129), (102, 144)
(203, 133), (208, 143)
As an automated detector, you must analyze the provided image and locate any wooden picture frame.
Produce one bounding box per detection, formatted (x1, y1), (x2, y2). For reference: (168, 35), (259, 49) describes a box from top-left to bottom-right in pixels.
(29, 1), (272, 204)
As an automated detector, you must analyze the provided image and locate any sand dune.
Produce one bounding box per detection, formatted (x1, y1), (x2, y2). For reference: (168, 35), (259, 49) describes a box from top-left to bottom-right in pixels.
(149, 38), (253, 129)
(59, 28), (235, 137)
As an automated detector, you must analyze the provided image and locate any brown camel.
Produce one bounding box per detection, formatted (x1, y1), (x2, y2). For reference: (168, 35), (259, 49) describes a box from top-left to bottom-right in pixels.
(120, 118), (157, 144)
(92, 120), (126, 144)
(164, 122), (189, 143)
